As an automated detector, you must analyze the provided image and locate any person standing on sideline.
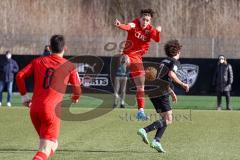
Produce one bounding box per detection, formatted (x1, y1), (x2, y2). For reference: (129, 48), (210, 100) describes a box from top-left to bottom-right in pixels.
(0, 51), (19, 107)
(212, 55), (233, 110)
(42, 45), (51, 56)
(113, 55), (128, 108)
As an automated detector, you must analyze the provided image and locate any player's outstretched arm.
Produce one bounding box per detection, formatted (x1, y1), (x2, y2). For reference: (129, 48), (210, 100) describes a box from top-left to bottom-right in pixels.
(151, 26), (161, 42)
(69, 69), (81, 103)
(16, 62), (34, 107)
(114, 19), (135, 31)
(168, 70), (189, 92)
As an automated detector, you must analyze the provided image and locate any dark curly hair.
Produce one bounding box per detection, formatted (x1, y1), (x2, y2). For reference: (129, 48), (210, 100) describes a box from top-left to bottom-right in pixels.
(140, 8), (155, 18)
(164, 40), (182, 57)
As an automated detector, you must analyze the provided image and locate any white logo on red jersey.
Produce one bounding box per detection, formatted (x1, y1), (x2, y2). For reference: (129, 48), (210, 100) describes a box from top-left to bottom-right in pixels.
(135, 31), (148, 41)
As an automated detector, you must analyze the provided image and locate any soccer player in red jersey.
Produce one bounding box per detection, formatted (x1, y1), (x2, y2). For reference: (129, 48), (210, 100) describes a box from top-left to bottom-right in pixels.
(16, 35), (81, 160)
(114, 9), (162, 120)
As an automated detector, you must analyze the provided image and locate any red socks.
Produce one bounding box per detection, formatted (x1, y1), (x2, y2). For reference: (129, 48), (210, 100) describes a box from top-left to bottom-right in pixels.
(33, 151), (48, 160)
(136, 90), (145, 109)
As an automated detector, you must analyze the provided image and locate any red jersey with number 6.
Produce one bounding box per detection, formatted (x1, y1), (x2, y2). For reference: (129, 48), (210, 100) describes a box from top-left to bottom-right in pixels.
(123, 18), (160, 56)
(16, 54), (81, 108)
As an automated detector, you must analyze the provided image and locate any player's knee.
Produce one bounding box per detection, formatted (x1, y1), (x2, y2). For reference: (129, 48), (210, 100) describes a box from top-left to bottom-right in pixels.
(139, 78), (145, 86)
(162, 112), (173, 125)
(134, 75), (145, 87)
(166, 119), (173, 125)
(136, 85), (144, 91)
(166, 115), (173, 125)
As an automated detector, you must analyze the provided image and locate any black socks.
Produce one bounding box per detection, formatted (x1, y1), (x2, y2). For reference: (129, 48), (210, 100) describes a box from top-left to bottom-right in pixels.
(144, 119), (167, 133)
(154, 125), (167, 142)
(143, 119), (168, 142)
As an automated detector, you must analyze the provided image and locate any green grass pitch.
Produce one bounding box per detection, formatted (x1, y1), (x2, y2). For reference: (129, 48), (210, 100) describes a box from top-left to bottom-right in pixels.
(0, 94), (240, 160)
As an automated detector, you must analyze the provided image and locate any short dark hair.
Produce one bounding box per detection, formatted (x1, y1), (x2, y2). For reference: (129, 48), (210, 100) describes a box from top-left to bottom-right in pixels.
(50, 35), (65, 53)
(140, 9), (155, 18)
(164, 40), (182, 57)
(5, 50), (11, 55)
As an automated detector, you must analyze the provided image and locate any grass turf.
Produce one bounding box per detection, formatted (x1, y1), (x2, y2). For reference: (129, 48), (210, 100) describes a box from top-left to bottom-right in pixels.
(0, 94), (240, 159)
(2, 93), (240, 110)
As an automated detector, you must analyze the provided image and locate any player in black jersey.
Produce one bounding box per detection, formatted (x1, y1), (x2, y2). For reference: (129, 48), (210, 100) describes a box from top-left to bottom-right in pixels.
(137, 39), (189, 153)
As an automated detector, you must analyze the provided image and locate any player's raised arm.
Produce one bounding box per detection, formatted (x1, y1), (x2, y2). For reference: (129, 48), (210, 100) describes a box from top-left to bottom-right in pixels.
(114, 19), (135, 31)
(168, 70), (189, 92)
(68, 69), (81, 103)
(16, 62), (33, 107)
(151, 26), (161, 42)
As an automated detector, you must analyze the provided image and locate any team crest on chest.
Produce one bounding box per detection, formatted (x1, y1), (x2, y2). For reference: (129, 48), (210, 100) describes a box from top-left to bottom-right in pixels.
(145, 30), (150, 36)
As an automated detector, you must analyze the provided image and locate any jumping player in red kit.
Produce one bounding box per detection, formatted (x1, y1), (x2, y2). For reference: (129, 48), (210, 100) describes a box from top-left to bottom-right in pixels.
(16, 35), (81, 160)
(114, 9), (162, 120)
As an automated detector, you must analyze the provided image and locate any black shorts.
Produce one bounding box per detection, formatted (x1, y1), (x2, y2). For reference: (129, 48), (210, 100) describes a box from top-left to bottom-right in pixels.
(150, 95), (172, 113)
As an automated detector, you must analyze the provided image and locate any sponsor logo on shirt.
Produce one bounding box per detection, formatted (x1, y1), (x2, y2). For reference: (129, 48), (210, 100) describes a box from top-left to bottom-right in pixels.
(135, 31), (147, 41)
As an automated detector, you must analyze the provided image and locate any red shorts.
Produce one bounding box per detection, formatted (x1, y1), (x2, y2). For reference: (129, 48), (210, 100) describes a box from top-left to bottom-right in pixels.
(125, 54), (145, 78)
(30, 103), (60, 141)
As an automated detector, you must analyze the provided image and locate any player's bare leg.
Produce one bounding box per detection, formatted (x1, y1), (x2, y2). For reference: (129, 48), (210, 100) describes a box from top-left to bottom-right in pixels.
(160, 110), (173, 125)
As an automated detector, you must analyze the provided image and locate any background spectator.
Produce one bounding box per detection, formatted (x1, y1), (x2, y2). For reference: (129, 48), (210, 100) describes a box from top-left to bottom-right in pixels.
(113, 55), (128, 108)
(0, 51), (19, 107)
(42, 45), (51, 56)
(212, 55), (233, 110)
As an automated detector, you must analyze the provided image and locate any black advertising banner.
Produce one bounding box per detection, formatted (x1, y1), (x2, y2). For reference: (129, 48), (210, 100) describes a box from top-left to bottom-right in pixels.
(2, 55), (240, 96)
